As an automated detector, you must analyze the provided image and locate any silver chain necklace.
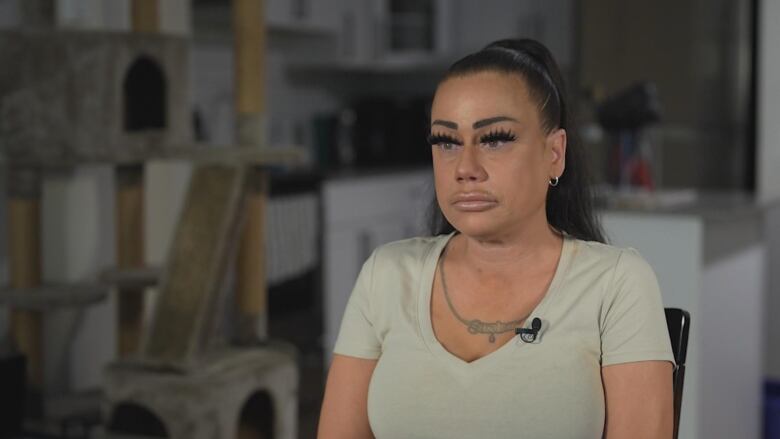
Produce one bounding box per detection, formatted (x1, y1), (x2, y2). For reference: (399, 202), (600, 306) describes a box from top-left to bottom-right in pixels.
(439, 245), (529, 343)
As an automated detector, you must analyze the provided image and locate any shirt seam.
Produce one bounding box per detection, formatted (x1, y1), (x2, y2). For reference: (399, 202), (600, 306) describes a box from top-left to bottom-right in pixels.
(600, 248), (627, 334)
(333, 345), (381, 360)
(601, 349), (676, 365)
(367, 247), (379, 349)
(418, 234), (449, 359)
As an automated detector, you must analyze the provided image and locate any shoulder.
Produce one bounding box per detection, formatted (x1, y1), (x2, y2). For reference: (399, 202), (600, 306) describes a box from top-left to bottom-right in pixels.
(564, 238), (659, 304)
(571, 238), (654, 276)
(570, 240), (662, 314)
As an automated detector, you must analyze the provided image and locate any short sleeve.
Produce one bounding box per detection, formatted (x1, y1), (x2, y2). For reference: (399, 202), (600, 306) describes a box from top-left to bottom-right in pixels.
(333, 251), (382, 359)
(600, 248), (675, 367)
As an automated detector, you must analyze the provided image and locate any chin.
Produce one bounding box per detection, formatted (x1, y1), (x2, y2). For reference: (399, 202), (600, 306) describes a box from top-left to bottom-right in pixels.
(446, 213), (505, 239)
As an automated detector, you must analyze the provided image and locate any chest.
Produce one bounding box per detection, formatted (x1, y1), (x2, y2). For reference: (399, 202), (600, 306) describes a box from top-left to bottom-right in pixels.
(368, 330), (606, 439)
(429, 267), (552, 363)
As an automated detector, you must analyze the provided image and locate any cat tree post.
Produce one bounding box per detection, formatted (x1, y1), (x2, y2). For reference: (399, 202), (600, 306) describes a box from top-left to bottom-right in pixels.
(7, 168), (43, 390)
(233, 0), (269, 343)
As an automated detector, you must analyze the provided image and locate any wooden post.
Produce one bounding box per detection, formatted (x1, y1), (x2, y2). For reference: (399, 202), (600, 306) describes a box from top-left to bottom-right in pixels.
(235, 173), (269, 341)
(233, 0), (269, 342)
(233, 0), (266, 145)
(131, 0), (159, 33)
(115, 164), (145, 356)
(7, 168), (43, 389)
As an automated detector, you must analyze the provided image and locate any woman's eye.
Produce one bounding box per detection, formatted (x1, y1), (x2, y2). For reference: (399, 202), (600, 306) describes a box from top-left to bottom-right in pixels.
(479, 130), (517, 148)
(438, 142), (457, 151)
(427, 134), (462, 151)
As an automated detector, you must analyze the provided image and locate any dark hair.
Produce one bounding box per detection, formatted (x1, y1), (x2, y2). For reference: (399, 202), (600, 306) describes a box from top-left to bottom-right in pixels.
(428, 38), (606, 243)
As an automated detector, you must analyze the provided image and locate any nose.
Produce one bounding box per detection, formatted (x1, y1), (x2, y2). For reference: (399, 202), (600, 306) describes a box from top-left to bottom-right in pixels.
(455, 144), (488, 183)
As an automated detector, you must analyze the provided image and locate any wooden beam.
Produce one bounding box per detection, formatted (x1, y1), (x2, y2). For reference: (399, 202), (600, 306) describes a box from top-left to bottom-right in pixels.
(132, 0), (159, 33)
(232, 0), (266, 117)
(232, 0), (269, 341)
(233, 0), (267, 147)
(235, 173), (269, 341)
(7, 168), (43, 389)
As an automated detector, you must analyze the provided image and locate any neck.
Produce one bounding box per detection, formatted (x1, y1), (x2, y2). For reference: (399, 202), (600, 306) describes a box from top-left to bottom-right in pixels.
(452, 216), (563, 279)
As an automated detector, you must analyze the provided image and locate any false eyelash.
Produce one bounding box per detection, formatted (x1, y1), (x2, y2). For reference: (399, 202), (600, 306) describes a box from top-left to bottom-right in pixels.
(480, 129), (517, 144)
(427, 133), (462, 146)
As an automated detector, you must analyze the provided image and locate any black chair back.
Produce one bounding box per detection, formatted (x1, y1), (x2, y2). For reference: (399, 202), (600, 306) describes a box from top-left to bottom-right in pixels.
(665, 308), (690, 439)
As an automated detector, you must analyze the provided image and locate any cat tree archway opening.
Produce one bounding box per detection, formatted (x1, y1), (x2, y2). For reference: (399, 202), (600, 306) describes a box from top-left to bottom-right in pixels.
(123, 55), (167, 132)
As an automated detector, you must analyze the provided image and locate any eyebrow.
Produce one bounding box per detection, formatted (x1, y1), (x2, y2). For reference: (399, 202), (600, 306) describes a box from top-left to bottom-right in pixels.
(431, 116), (519, 130)
(474, 116), (518, 129)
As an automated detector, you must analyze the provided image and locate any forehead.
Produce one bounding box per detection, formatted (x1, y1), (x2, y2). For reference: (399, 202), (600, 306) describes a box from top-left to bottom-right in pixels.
(431, 71), (537, 123)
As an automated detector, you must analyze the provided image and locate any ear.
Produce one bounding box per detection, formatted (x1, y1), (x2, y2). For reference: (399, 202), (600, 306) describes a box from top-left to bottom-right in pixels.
(546, 128), (567, 178)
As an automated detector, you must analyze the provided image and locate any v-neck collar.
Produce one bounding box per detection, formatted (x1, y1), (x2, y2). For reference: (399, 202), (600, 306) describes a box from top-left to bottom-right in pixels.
(417, 232), (575, 375)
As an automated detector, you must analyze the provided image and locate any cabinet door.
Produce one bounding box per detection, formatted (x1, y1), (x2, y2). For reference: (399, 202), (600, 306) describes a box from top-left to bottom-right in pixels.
(323, 220), (409, 358)
(323, 227), (363, 357)
(267, 0), (340, 29)
(451, 0), (573, 68)
(337, 0), (378, 60)
(322, 170), (432, 359)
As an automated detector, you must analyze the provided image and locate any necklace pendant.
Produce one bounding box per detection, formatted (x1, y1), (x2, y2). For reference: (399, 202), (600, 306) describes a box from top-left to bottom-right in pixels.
(488, 333), (496, 343)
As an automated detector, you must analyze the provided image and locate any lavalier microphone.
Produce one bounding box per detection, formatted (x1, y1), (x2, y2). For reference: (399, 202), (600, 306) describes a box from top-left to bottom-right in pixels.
(516, 317), (542, 343)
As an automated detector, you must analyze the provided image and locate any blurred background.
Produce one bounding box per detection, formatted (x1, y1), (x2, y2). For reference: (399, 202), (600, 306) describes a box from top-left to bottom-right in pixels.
(0, 0), (778, 438)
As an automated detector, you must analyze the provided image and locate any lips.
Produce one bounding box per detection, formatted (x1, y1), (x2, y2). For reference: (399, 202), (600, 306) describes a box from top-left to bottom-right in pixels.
(451, 192), (498, 212)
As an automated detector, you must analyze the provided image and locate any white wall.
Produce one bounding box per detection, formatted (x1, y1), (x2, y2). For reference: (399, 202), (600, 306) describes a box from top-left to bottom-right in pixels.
(700, 245), (764, 439)
(758, 0), (780, 382)
(766, 204), (780, 381)
(757, 0), (780, 204)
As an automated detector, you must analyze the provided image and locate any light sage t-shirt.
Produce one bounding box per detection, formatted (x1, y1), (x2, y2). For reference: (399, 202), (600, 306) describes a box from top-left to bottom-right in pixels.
(334, 233), (674, 439)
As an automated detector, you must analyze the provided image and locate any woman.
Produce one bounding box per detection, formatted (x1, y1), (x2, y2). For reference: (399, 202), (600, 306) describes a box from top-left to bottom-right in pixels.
(319, 39), (674, 439)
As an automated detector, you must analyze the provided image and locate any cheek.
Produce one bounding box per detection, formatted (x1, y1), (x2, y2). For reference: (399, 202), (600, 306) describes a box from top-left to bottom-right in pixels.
(490, 158), (548, 202)
(433, 168), (451, 209)
(432, 154), (453, 188)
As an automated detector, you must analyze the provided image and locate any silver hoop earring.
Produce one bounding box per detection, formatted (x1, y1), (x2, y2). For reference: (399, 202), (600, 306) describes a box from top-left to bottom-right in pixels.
(549, 176), (559, 187)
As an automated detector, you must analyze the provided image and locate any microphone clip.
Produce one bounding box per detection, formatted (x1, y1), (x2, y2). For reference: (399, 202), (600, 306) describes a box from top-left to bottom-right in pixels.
(515, 317), (542, 343)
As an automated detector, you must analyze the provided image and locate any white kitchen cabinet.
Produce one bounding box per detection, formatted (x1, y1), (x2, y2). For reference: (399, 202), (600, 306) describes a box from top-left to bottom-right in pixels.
(602, 205), (765, 439)
(322, 169), (432, 359)
(267, 0), (340, 33)
(451, 0), (574, 68)
(317, 0), (454, 65)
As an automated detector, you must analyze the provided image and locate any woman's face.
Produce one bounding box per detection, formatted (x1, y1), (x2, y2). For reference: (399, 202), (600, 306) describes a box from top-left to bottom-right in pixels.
(429, 70), (566, 240)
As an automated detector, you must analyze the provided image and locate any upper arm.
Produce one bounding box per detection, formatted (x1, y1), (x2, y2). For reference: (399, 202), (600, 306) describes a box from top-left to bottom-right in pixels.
(334, 251), (383, 358)
(600, 249), (674, 367)
(602, 360), (674, 439)
(318, 354), (378, 439)
(600, 249), (676, 437)
(321, 250), (382, 438)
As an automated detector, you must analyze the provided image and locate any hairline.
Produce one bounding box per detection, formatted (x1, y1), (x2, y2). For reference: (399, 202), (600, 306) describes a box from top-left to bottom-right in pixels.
(438, 67), (560, 133)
